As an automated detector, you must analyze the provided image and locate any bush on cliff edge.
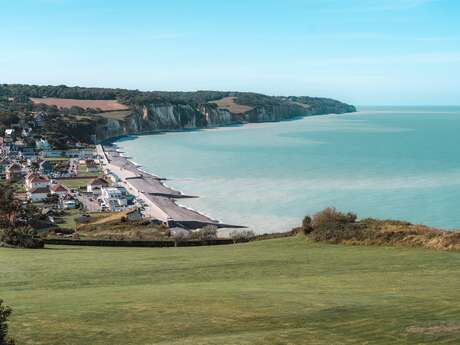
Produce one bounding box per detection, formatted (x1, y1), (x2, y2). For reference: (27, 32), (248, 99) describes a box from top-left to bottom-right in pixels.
(303, 208), (460, 251)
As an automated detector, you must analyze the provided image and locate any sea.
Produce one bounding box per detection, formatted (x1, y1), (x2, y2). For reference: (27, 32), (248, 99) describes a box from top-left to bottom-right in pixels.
(115, 106), (460, 233)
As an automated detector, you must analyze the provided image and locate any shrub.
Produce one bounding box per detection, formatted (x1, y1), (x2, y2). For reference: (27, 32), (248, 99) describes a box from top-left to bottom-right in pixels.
(229, 230), (255, 243)
(303, 208), (460, 251)
(191, 225), (218, 240)
(311, 208), (357, 229)
(0, 300), (15, 345)
(0, 227), (44, 249)
(309, 208), (368, 243)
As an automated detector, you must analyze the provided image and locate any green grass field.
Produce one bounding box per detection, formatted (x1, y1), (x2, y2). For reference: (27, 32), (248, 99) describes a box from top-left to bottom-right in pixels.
(43, 157), (70, 162)
(1, 237), (459, 345)
(58, 178), (94, 189)
(55, 208), (82, 230)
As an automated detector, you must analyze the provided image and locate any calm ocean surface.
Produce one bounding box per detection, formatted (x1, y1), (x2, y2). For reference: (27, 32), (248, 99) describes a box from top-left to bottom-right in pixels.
(115, 106), (460, 233)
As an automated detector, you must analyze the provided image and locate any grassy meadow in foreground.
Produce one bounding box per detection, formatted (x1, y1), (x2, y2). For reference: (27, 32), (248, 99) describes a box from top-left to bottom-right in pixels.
(1, 237), (459, 345)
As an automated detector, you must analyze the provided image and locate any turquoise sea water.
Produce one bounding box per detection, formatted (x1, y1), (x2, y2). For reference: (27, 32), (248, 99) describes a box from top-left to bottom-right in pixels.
(116, 107), (460, 233)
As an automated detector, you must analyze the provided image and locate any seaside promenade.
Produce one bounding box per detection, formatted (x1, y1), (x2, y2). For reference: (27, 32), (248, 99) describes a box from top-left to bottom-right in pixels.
(97, 145), (243, 229)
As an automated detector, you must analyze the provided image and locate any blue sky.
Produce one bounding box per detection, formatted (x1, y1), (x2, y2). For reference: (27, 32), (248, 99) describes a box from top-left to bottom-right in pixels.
(1, 0), (459, 105)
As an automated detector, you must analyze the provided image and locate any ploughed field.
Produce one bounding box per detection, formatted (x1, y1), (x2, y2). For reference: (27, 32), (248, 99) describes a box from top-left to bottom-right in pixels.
(30, 97), (129, 111)
(1, 237), (459, 345)
(210, 96), (254, 114)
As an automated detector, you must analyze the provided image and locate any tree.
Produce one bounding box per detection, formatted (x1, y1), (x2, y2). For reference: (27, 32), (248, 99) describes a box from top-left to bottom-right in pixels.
(229, 230), (255, 244)
(191, 225), (218, 240)
(301, 216), (313, 234)
(0, 184), (21, 228)
(0, 226), (44, 249)
(0, 184), (41, 228)
(0, 300), (15, 345)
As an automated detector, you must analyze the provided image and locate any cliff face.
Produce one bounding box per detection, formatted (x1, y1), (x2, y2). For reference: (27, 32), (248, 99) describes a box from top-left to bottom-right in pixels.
(95, 99), (356, 142)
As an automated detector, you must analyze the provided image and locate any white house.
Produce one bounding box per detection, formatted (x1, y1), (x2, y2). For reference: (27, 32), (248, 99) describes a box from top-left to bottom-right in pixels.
(61, 199), (77, 209)
(100, 187), (128, 212)
(60, 194), (78, 209)
(65, 149), (94, 159)
(27, 187), (50, 202)
(4, 129), (15, 144)
(86, 177), (109, 194)
(35, 138), (51, 151)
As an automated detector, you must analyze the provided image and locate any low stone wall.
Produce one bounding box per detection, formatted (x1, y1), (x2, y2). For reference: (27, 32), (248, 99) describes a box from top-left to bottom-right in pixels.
(43, 238), (234, 247)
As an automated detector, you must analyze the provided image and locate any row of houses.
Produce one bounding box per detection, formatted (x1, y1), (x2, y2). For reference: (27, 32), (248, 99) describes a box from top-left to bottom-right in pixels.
(24, 171), (74, 206)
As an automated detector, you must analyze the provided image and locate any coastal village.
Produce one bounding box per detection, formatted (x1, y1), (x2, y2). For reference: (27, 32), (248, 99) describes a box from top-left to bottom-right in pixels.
(0, 109), (242, 241)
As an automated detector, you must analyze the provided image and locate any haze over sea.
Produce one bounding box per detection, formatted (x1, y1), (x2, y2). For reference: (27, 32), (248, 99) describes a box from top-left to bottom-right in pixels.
(116, 106), (460, 233)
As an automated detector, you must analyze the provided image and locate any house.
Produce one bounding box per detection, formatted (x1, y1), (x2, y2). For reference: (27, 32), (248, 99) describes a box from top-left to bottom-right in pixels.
(26, 157), (39, 166)
(106, 172), (120, 184)
(41, 150), (63, 158)
(116, 185), (135, 205)
(39, 160), (53, 175)
(61, 197), (77, 209)
(35, 138), (51, 151)
(65, 149), (94, 159)
(50, 184), (69, 198)
(25, 174), (50, 191)
(18, 146), (36, 159)
(21, 127), (33, 137)
(100, 187), (128, 212)
(85, 159), (98, 173)
(86, 177), (109, 194)
(34, 112), (47, 127)
(4, 129), (15, 143)
(27, 187), (50, 202)
(126, 208), (143, 221)
(5, 163), (23, 181)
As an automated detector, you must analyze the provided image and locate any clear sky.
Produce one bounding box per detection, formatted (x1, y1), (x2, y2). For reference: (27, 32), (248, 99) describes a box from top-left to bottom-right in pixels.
(1, 0), (459, 105)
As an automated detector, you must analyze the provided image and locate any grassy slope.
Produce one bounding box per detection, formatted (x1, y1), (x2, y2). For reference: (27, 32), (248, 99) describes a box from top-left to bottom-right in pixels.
(0, 237), (459, 345)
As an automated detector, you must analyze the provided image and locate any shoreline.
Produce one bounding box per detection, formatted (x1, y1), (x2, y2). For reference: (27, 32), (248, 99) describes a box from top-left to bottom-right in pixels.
(98, 144), (245, 230)
(102, 111), (357, 232)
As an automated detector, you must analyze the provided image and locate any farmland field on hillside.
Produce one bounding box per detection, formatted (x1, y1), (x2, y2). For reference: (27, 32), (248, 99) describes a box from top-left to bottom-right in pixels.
(30, 97), (129, 111)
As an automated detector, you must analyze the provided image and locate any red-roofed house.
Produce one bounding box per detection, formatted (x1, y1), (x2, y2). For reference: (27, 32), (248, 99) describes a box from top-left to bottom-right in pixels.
(25, 174), (50, 191)
(27, 187), (50, 202)
(6, 163), (23, 181)
(50, 184), (69, 198)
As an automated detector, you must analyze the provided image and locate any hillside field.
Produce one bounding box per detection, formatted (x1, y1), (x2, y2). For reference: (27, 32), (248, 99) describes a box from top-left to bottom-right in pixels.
(30, 97), (129, 111)
(211, 96), (254, 114)
(1, 236), (459, 345)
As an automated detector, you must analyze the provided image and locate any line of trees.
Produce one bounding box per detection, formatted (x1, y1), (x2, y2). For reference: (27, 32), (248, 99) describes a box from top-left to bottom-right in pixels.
(0, 184), (44, 249)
